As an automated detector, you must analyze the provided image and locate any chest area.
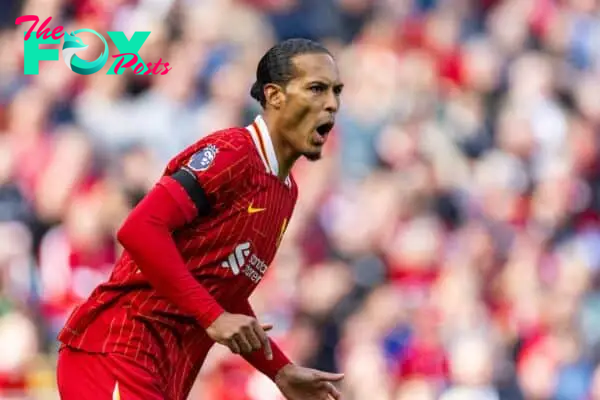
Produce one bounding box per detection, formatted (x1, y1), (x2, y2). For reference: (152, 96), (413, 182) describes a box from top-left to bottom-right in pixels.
(233, 175), (294, 243)
(212, 176), (294, 283)
(190, 173), (293, 258)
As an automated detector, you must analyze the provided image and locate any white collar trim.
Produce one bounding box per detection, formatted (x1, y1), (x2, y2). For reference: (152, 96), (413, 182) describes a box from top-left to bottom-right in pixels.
(257, 115), (279, 175)
(246, 115), (291, 186)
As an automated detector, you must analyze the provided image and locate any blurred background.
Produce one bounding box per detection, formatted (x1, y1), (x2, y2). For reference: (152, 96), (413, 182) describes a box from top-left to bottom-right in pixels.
(3, 0), (600, 399)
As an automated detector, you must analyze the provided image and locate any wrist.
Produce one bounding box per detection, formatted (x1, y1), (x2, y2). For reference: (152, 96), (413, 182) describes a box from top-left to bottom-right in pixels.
(274, 362), (294, 383)
(200, 307), (226, 330)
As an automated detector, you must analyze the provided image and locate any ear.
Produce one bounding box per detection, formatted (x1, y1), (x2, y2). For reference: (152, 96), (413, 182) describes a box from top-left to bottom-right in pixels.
(264, 83), (285, 109)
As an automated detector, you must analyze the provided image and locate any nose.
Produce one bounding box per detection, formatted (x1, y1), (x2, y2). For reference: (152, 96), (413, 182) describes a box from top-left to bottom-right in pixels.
(324, 89), (339, 114)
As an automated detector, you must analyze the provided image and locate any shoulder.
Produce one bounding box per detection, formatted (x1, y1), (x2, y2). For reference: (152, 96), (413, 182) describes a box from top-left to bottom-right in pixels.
(165, 127), (258, 175)
(197, 127), (254, 153)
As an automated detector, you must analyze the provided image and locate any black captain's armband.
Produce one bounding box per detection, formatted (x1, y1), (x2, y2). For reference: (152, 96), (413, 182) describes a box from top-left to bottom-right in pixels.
(171, 167), (211, 216)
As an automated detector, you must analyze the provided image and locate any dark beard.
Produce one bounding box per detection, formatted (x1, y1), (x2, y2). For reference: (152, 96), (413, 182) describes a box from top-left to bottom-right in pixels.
(302, 151), (322, 161)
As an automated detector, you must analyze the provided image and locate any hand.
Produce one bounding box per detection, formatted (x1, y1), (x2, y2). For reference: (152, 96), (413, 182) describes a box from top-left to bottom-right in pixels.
(275, 364), (344, 400)
(206, 312), (273, 359)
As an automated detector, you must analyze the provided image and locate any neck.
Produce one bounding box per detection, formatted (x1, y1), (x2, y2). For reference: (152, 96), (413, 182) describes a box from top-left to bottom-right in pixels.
(262, 110), (299, 180)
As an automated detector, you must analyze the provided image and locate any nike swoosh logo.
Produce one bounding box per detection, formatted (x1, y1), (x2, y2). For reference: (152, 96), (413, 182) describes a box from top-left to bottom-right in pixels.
(248, 203), (266, 214)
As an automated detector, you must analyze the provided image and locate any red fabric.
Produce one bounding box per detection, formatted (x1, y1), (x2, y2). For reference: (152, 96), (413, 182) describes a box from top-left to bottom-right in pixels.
(58, 127), (298, 400)
(396, 339), (449, 381)
(529, 0), (556, 38)
(396, 308), (449, 382)
(38, 230), (116, 321)
(436, 49), (464, 87)
(116, 180), (226, 328)
(389, 265), (440, 289)
(57, 346), (163, 399)
(0, 373), (26, 393)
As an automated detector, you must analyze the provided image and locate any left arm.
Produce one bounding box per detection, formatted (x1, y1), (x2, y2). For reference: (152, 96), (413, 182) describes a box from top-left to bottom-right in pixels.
(229, 299), (292, 381)
(232, 300), (344, 400)
(230, 301), (344, 400)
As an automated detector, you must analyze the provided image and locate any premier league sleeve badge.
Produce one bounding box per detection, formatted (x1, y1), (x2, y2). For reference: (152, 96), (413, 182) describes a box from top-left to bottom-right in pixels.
(187, 144), (219, 172)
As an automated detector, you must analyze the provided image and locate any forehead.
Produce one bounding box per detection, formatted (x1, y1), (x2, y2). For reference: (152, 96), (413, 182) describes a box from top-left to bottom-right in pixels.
(290, 53), (340, 83)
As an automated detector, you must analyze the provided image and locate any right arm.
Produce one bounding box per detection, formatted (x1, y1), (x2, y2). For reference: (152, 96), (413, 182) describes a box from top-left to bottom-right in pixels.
(116, 178), (225, 328)
(116, 140), (273, 356)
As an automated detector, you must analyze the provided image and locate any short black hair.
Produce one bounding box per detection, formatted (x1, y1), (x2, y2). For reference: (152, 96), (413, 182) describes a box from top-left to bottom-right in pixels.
(250, 38), (332, 108)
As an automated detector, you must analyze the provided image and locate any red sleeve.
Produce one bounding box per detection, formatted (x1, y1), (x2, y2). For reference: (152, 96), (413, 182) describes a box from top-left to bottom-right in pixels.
(230, 300), (292, 381)
(116, 180), (225, 328)
(161, 141), (251, 222)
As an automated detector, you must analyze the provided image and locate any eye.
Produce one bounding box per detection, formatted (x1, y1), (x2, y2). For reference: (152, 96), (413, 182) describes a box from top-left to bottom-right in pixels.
(333, 85), (344, 96)
(310, 84), (326, 94)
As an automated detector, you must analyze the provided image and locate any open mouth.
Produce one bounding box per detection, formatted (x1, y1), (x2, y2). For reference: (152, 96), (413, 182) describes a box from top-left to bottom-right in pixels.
(316, 122), (334, 137)
(312, 122), (334, 146)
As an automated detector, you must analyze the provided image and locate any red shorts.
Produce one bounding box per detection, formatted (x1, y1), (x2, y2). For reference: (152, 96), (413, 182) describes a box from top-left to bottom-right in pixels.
(56, 346), (164, 399)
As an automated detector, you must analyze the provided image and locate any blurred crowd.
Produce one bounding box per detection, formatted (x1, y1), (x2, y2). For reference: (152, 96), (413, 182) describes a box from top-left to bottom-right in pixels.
(3, 0), (600, 399)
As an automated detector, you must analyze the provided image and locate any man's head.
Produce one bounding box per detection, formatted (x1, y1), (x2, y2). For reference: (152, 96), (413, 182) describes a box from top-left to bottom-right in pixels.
(250, 38), (343, 161)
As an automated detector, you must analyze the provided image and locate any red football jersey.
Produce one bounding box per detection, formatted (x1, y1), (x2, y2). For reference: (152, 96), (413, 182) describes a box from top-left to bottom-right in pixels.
(58, 116), (298, 399)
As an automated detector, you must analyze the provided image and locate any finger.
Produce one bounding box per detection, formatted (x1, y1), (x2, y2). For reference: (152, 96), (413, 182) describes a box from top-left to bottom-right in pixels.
(324, 382), (341, 400)
(234, 333), (253, 353)
(245, 326), (262, 351)
(228, 339), (241, 354)
(254, 324), (273, 360)
(315, 371), (345, 382)
(261, 323), (273, 332)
